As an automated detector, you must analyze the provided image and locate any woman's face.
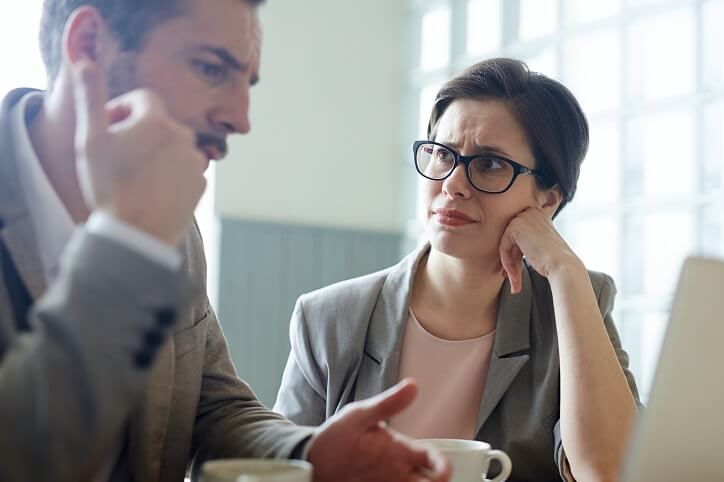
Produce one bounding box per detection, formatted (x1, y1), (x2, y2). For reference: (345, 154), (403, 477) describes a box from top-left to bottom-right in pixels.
(420, 98), (554, 263)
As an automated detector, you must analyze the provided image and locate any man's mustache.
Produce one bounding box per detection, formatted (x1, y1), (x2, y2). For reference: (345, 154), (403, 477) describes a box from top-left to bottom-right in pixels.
(196, 133), (228, 160)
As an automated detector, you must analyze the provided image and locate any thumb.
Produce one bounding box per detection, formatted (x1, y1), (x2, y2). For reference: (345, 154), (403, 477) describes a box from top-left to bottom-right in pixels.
(72, 59), (109, 142)
(353, 378), (418, 428)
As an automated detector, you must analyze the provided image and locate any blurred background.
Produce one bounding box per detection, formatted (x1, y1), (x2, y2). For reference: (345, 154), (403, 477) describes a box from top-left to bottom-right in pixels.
(3, 0), (723, 406)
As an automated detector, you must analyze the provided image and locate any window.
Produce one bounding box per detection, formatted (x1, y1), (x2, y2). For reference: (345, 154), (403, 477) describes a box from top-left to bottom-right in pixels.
(1, 0), (220, 310)
(405, 0), (724, 400)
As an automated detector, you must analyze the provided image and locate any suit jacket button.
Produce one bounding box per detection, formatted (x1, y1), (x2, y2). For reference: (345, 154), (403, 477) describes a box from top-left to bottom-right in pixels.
(134, 350), (153, 369)
(144, 329), (164, 348)
(156, 308), (176, 327)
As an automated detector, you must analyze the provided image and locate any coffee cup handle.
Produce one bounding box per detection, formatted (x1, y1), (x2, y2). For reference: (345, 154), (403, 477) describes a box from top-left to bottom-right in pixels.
(483, 449), (512, 482)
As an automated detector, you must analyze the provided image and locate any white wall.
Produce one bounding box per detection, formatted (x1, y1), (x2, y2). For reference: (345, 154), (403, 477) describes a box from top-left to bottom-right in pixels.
(215, 0), (406, 233)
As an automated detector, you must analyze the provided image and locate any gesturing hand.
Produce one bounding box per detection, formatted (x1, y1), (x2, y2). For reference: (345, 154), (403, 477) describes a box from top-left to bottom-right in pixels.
(308, 379), (450, 482)
(72, 60), (207, 246)
(499, 207), (582, 294)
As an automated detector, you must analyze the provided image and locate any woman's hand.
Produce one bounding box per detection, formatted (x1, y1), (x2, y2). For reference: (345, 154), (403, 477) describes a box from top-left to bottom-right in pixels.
(498, 207), (583, 294)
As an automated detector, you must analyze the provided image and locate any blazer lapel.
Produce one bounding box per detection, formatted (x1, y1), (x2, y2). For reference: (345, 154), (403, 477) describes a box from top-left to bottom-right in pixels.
(0, 89), (48, 303)
(128, 339), (176, 482)
(354, 245), (431, 403)
(475, 268), (533, 435)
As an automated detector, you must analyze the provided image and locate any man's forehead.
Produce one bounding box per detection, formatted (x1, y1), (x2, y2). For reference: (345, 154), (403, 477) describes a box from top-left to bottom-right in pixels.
(163, 0), (262, 59)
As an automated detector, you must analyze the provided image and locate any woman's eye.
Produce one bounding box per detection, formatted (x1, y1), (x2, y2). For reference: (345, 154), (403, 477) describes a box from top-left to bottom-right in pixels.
(481, 158), (503, 169)
(435, 150), (452, 161)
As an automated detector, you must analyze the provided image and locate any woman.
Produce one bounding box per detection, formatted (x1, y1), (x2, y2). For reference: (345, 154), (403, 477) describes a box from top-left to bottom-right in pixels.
(274, 58), (641, 482)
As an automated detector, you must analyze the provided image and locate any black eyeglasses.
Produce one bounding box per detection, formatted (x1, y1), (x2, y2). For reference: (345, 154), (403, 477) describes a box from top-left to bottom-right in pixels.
(413, 140), (552, 194)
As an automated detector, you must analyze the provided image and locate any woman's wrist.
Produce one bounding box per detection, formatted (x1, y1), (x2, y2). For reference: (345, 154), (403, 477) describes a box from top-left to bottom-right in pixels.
(547, 253), (587, 286)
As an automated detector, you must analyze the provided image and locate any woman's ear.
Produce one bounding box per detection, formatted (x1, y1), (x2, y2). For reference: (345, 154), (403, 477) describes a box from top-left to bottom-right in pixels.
(62, 7), (110, 67)
(537, 185), (563, 218)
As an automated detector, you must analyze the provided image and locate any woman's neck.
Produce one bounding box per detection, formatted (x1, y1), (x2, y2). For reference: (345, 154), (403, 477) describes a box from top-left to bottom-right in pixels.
(410, 248), (507, 341)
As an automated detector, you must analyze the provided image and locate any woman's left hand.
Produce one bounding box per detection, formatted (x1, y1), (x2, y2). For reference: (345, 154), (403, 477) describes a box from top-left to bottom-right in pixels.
(498, 207), (582, 294)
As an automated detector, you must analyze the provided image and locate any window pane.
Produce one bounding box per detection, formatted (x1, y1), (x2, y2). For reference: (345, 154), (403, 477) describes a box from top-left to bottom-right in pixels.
(418, 84), (442, 138)
(563, 29), (620, 114)
(625, 109), (695, 198)
(703, 0), (724, 89)
(467, 0), (502, 55)
(627, 8), (695, 101)
(700, 203), (723, 258)
(524, 48), (558, 79)
(564, 0), (621, 25)
(574, 120), (620, 207)
(642, 211), (694, 295)
(569, 217), (619, 281)
(519, 0), (558, 41)
(420, 5), (451, 71)
(703, 101), (724, 192)
(627, 0), (667, 6)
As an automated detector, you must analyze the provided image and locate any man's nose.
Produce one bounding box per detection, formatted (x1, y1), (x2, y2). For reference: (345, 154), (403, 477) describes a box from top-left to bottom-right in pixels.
(212, 85), (251, 134)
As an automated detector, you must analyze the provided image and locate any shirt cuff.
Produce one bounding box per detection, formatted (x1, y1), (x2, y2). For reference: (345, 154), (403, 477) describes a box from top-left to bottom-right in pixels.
(86, 212), (182, 271)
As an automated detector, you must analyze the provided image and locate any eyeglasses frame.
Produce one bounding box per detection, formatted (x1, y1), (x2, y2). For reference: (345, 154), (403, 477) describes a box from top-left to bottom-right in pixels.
(413, 140), (553, 194)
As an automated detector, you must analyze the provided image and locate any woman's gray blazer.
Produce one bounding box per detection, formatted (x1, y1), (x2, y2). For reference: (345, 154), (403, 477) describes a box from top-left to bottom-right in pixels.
(275, 244), (642, 481)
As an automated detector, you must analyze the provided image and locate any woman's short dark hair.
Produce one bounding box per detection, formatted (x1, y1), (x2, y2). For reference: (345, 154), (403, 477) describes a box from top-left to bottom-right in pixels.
(39, 0), (264, 83)
(428, 58), (589, 216)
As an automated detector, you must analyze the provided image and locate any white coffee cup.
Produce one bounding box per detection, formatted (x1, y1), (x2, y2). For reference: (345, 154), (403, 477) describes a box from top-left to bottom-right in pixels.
(200, 459), (313, 482)
(420, 438), (512, 482)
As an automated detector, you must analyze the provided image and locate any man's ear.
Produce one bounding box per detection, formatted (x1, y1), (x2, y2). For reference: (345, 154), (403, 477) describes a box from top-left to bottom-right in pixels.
(537, 185), (564, 218)
(62, 6), (111, 66)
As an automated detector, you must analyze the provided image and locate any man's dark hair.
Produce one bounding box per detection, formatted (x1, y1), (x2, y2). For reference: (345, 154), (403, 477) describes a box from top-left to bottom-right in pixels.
(39, 0), (264, 83)
(428, 58), (589, 216)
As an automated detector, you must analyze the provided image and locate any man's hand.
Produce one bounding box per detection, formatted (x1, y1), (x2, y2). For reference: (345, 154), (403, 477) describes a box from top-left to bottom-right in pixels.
(72, 60), (207, 246)
(307, 379), (450, 482)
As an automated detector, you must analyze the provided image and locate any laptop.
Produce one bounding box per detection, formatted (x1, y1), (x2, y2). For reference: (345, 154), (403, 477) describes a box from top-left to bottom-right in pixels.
(621, 257), (724, 481)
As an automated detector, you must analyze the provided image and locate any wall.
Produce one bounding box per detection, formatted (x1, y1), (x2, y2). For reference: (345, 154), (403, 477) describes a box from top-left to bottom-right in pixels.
(214, 0), (408, 406)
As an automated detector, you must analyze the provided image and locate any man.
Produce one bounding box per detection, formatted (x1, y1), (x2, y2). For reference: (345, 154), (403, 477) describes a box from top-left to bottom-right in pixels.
(0, 1), (450, 481)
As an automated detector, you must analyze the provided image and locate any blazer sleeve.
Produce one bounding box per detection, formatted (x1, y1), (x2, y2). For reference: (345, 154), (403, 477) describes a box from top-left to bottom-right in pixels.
(273, 296), (328, 426)
(0, 230), (191, 482)
(553, 273), (644, 481)
(187, 223), (315, 477)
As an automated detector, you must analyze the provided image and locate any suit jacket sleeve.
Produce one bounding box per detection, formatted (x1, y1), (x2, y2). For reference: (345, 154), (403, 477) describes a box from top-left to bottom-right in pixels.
(188, 224), (315, 476)
(0, 229), (191, 482)
(273, 296), (328, 426)
(554, 272), (644, 481)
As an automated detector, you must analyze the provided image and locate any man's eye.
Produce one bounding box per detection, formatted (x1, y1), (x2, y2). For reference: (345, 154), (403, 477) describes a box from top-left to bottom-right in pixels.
(194, 61), (229, 82)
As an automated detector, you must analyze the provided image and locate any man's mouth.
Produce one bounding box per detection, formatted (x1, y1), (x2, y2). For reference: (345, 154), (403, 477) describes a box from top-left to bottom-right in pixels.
(196, 133), (228, 161)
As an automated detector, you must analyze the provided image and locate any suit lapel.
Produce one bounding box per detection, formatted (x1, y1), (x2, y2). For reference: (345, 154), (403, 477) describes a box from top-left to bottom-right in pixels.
(0, 89), (48, 302)
(475, 268), (533, 435)
(354, 245), (430, 404)
(128, 339), (176, 482)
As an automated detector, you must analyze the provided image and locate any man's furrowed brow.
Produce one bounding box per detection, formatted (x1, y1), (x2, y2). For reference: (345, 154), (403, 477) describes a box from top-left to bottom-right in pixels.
(195, 45), (246, 72)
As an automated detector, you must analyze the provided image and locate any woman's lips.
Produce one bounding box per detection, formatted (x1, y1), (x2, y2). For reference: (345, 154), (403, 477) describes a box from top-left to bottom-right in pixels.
(433, 208), (476, 226)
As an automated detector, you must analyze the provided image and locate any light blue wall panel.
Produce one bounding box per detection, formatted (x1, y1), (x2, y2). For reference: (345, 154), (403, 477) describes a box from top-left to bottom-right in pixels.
(217, 218), (402, 407)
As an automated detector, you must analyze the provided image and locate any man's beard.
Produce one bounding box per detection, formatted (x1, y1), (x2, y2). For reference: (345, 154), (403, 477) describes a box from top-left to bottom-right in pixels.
(108, 56), (228, 161)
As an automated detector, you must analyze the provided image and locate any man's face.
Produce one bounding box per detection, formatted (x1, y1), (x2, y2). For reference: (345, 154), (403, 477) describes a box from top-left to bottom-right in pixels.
(105, 0), (262, 165)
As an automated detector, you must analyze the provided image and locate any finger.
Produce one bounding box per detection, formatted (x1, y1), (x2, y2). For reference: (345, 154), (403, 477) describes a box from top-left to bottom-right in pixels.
(72, 59), (109, 141)
(510, 244), (524, 294)
(499, 233), (519, 293)
(352, 378), (418, 427)
(413, 453), (451, 482)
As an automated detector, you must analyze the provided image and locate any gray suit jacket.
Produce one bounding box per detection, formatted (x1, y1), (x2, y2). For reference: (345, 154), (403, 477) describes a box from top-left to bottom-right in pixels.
(0, 89), (313, 482)
(275, 244), (642, 482)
